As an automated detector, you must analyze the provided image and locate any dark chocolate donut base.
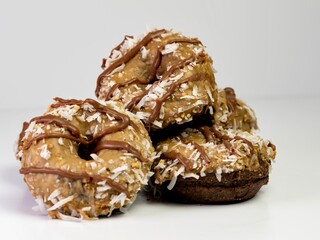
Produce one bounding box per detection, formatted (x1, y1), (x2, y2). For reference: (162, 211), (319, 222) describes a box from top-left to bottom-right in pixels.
(158, 175), (268, 203)
(148, 160), (270, 203)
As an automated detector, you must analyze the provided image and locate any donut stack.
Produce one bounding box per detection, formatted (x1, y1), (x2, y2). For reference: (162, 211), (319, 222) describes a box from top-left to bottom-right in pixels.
(16, 29), (276, 220)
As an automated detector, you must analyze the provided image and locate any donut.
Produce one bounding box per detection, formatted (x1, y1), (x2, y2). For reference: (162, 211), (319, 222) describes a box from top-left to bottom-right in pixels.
(214, 87), (258, 132)
(150, 125), (276, 203)
(95, 29), (217, 130)
(16, 98), (155, 220)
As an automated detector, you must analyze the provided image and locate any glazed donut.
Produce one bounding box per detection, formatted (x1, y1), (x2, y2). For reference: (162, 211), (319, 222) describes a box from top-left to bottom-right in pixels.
(214, 87), (258, 132)
(95, 29), (217, 130)
(150, 125), (276, 203)
(16, 98), (154, 220)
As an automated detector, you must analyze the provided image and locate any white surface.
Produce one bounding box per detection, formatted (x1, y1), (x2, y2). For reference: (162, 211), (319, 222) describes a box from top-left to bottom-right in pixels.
(1, 0), (320, 109)
(1, 96), (320, 240)
(1, 0), (320, 239)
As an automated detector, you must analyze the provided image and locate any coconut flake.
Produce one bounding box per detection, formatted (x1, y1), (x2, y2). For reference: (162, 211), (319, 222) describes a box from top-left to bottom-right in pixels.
(38, 144), (51, 160)
(90, 153), (104, 163)
(58, 138), (64, 145)
(120, 194), (136, 213)
(90, 161), (97, 169)
(183, 173), (200, 179)
(48, 189), (61, 202)
(120, 36), (139, 52)
(208, 106), (214, 115)
(135, 111), (150, 120)
(110, 171), (122, 180)
(48, 105), (80, 121)
(140, 46), (149, 59)
(47, 195), (74, 211)
(123, 172), (135, 184)
(152, 120), (163, 128)
(215, 168), (222, 182)
(82, 103), (95, 112)
(32, 196), (47, 214)
(161, 43), (179, 55)
(206, 86), (214, 102)
(97, 167), (107, 174)
(97, 185), (112, 192)
(193, 46), (204, 56)
(86, 112), (101, 123)
(112, 165), (128, 173)
(180, 95), (196, 99)
(58, 212), (83, 222)
(81, 206), (91, 212)
(192, 85), (199, 96)
(110, 192), (127, 206)
(22, 121), (36, 140)
(167, 165), (185, 190)
(132, 169), (144, 184)
(169, 72), (184, 81)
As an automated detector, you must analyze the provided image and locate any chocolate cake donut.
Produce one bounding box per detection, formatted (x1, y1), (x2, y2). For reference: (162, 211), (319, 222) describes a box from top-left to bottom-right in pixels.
(150, 125), (276, 203)
(16, 98), (154, 219)
(95, 29), (217, 130)
(214, 87), (258, 132)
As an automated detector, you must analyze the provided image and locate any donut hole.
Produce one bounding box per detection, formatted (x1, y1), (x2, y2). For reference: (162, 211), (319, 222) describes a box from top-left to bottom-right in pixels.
(77, 142), (97, 161)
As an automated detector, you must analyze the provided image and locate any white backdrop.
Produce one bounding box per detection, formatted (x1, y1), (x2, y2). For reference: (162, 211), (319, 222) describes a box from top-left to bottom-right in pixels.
(1, 0), (319, 109)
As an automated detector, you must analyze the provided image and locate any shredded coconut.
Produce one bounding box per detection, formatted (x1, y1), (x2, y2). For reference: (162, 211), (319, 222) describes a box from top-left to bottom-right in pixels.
(90, 153), (104, 163)
(112, 165), (128, 173)
(183, 173), (200, 179)
(48, 189), (61, 202)
(86, 112), (102, 123)
(206, 86), (214, 102)
(90, 162), (97, 169)
(215, 168), (222, 182)
(48, 105), (80, 121)
(58, 138), (64, 145)
(81, 206), (91, 212)
(140, 46), (149, 59)
(110, 192), (127, 206)
(167, 165), (185, 190)
(47, 195), (74, 211)
(32, 196), (47, 213)
(22, 121), (36, 140)
(97, 167), (107, 174)
(38, 144), (51, 160)
(58, 212), (83, 222)
(161, 43), (179, 55)
(96, 185), (112, 192)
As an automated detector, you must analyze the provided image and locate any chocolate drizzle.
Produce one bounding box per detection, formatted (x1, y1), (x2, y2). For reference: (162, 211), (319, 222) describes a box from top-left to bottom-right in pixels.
(18, 98), (148, 196)
(96, 29), (209, 125)
(103, 43), (201, 103)
(19, 167), (129, 196)
(95, 29), (166, 96)
(178, 137), (211, 164)
(31, 115), (81, 137)
(93, 140), (148, 162)
(198, 126), (254, 155)
(160, 125), (256, 175)
(125, 55), (207, 123)
(149, 73), (209, 123)
(105, 78), (148, 100)
(162, 151), (193, 171)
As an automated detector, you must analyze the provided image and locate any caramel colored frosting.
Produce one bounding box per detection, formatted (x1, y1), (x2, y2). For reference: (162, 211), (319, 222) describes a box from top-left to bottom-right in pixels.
(16, 98), (155, 219)
(96, 29), (217, 130)
(153, 125), (276, 189)
(213, 88), (258, 132)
